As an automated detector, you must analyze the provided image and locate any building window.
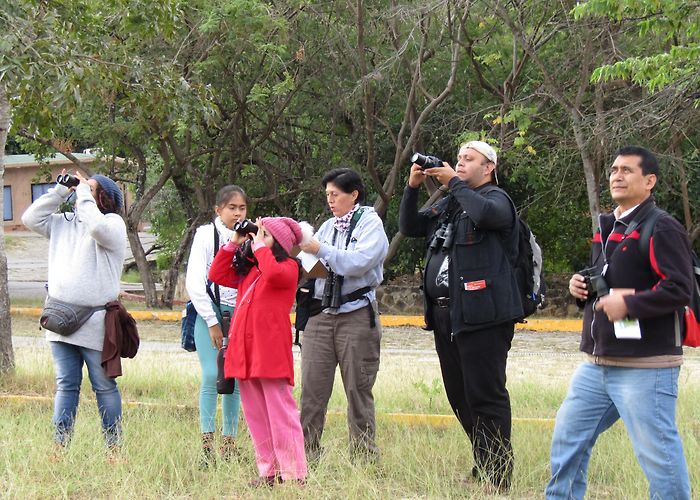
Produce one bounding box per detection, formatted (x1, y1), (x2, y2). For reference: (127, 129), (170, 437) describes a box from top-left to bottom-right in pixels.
(3, 186), (11, 221)
(31, 183), (55, 202)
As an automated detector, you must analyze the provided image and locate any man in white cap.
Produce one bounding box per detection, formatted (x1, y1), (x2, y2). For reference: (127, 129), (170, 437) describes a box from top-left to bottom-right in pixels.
(399, 140), (521, 492)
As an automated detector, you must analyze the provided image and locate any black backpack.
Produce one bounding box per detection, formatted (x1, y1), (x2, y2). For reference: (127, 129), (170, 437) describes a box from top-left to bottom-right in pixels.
(482, 186), (546, 319)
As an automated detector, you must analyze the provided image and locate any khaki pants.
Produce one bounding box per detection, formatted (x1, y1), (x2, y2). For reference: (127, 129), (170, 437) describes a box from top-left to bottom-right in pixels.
(300, 304), (381, 459)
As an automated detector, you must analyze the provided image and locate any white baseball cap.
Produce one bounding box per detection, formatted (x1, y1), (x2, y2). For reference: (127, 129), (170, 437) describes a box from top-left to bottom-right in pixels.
(463, 141), (498, 184)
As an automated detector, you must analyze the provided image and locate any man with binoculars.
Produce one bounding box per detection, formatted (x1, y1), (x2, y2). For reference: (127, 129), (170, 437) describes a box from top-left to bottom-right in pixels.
(546, 146), (694, 500)
(399, 141), (521, 493)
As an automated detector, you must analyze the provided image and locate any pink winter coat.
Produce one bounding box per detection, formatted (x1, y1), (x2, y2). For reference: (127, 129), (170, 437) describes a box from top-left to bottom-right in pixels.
(208, 243), (298, 386)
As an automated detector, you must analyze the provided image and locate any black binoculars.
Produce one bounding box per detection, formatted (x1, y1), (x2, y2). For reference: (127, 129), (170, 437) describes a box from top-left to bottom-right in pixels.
(578, 266), (610, 300)
(321, 272), (344, 309)
(234, 219), (258, 235)
(56, 173), (80, 188)
(411, 152), (443, 170)
(429, 222), (455, 252)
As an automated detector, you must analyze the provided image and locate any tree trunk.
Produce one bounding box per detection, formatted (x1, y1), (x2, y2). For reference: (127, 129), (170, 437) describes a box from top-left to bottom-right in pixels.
(495, 4), (605, 236)
(384, 185), (446, 265)
(373, 4), (465, 218)
(669, 126), (693, 232)
(0, 86), (15, 373)
(356, 0), (388, 212)
(126, 220), (159, 307)
(122, 141), (175, 308)
(571, 115), (601, 233)
(158, 218), (203, 309)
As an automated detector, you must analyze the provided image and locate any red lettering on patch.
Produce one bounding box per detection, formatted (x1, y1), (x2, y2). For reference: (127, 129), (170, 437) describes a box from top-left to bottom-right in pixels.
(465, 280), (486, 291)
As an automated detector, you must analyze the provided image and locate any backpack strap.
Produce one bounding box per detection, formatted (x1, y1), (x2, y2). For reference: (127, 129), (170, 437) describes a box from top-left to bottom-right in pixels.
(206, 220), (221, 306)
(346, 208), (366, 247)
(635, 206), (690, 345)
(330, 207), (366, 248)
(328, 207), (376, 327)
(478, 184), (519, 265)
(635, 206), (664, 258)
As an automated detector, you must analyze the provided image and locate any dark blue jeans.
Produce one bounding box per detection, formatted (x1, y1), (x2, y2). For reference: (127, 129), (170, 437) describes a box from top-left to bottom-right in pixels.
(50, 341), (122, 447)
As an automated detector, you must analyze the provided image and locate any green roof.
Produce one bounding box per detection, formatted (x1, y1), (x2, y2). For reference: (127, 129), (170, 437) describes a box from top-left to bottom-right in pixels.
(3, 153), (99, 167)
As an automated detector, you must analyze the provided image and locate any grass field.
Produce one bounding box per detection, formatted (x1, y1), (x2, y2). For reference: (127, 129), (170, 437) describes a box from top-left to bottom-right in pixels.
(3, 315), (700, 498)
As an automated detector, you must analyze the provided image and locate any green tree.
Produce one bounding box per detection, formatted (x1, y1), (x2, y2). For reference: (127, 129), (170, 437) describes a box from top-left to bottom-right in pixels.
(573, 0), (700, 244)
(0, 0), (96, 371)
(8, 0), (308, 307)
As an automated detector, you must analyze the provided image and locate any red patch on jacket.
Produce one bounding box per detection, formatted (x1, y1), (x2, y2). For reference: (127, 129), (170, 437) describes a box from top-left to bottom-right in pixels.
(465, 280), (486, 291)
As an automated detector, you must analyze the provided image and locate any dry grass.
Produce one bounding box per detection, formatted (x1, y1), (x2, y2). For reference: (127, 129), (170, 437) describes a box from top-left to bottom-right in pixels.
(4, 317), (700, 498)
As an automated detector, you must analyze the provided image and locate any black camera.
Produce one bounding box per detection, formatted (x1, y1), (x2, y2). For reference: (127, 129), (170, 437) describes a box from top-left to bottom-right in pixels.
(233, 219), (258, 235)
(578, 266), (609, 300)
(56, 174), (80, 188)
(321, 272), (344, 309)
(411, 152), (443, 170)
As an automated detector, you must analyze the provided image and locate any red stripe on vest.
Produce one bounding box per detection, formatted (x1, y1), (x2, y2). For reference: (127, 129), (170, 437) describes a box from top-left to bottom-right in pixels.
(649, 235), (666, 291)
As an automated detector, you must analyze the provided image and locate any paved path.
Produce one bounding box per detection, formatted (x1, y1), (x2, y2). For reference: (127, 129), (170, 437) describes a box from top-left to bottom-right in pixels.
(6, 231), (156, 299)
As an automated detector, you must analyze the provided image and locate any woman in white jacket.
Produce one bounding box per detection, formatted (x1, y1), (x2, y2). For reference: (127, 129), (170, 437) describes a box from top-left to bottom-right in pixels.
(185, 185), (247, 467)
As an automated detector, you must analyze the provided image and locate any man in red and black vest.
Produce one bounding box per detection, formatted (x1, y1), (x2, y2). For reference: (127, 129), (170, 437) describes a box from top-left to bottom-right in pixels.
(546, 146), (693, 500)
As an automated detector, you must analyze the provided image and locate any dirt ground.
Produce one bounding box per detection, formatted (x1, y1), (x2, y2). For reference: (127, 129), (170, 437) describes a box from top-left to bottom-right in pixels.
(12, 313), (700, 398)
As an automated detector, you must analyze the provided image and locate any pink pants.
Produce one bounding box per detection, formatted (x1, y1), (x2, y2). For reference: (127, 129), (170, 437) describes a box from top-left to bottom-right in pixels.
(239, 378), (308, 481)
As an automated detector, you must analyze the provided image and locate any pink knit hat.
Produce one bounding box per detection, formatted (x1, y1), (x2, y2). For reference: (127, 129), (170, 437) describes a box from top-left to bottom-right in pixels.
(262, 217), (303, 254)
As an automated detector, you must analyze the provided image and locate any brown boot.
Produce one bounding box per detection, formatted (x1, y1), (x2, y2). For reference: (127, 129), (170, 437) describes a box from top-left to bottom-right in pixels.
(49, 443), (67, 463)
(220, 435), (237, 462)
(199, 432), (215, 469)
(106, 445), (128, 465)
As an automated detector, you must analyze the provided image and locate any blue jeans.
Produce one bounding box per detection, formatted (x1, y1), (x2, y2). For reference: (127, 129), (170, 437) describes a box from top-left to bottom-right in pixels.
(546, 362), (690, 500)
(194, 304), (241, 436)
(50, 341), (122, 447)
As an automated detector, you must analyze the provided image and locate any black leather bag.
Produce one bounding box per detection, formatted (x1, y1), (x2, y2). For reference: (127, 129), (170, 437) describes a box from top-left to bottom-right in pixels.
(216, 310), (236, 394)
(40, 296), (105, 336)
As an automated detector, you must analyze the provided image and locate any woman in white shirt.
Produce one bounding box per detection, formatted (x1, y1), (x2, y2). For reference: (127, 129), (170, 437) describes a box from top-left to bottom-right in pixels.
(185, 185), (248, 467)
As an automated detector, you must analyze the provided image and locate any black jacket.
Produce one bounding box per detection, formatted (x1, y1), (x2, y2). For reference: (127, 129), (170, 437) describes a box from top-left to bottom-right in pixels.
(580, 197), (693, 356)
(399, 177), (523, 334)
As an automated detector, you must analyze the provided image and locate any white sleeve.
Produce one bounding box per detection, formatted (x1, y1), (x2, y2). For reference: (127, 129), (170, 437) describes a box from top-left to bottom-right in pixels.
(185, 225), (219, 327)
(21, 184), (72, 238)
